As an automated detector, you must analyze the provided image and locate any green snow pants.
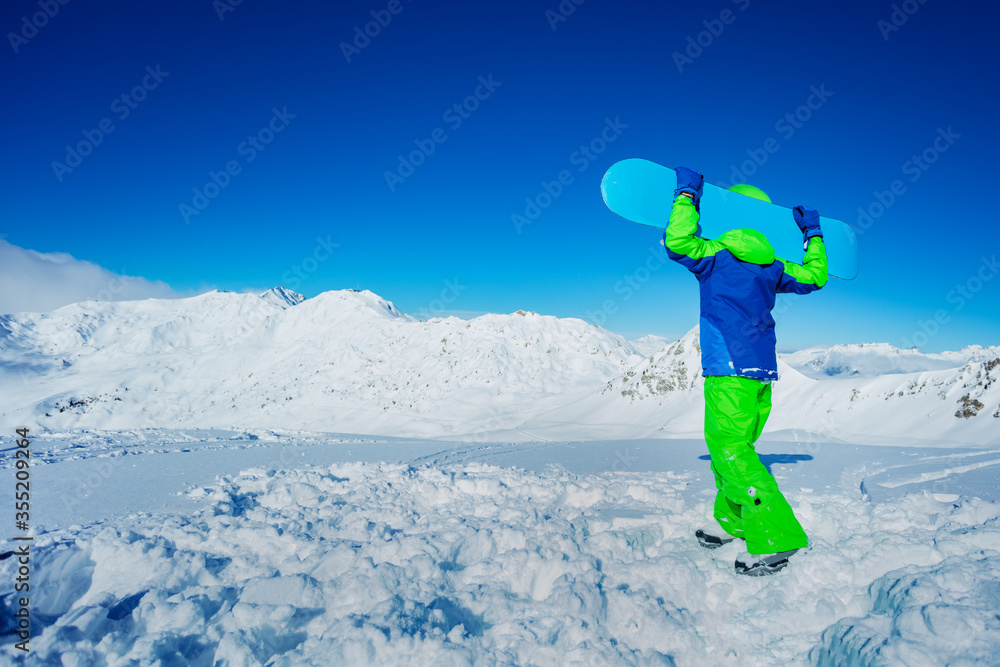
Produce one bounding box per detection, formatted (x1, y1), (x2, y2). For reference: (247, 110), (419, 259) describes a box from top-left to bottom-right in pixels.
(704, 375), (809, 554)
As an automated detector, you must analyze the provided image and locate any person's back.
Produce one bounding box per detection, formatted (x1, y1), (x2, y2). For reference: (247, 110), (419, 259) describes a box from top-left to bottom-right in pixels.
(662, 166), (827, 576)
(664, 175), (828, 381)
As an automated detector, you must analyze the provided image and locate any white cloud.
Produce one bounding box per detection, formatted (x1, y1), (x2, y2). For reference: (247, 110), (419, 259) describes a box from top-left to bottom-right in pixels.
(0, 240), (185, 314)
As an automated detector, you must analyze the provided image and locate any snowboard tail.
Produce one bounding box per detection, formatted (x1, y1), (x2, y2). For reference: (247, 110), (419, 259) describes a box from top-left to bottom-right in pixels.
(601, 158), (860, 280)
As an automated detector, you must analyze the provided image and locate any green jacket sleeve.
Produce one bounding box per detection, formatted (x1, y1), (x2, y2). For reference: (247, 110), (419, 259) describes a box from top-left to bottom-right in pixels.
(663, 196), (724, 275)
(776, 237), (829, 293)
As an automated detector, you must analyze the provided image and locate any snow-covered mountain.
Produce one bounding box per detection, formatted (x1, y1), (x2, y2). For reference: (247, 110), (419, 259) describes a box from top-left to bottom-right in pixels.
(1, 288), (997, 445)
(590, 338), (1000, 446)
(0, 288), (640, 438)
(626, 334), (671, 357)
(779, 342), (992, 379)
(523, 325), (1000, 446)
(259, 286), (306, 309)
(606, 327), (702, 400)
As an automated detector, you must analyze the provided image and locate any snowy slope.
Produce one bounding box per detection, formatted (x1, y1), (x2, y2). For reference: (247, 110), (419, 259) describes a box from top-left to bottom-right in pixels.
(609, 327), (703, 400)
(259, 286), (306, 309)
(627, 334), (671, 357)
(771, 356), (1000, 445)
(2, 290), (1000, 664)
(518, 328), (1000, 446)
(0, 289), (641, 438)
(779, 342), (990, 379)
(3, 429), (999, 665)
(1, 288), (997, 445)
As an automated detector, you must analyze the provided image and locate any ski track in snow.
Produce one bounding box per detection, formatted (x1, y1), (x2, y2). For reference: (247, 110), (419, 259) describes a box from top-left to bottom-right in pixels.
(2, 431), (1000, 665)
(875, 455), (1000, 489)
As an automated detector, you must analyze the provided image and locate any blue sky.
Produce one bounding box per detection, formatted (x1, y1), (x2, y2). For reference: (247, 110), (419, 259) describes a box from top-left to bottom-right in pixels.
(2, 0), (998, 351)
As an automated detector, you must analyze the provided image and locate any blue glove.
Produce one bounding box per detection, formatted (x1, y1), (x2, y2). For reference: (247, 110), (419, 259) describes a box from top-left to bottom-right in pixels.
(793, 206), (823, 242)
(674, 166), (704, 207)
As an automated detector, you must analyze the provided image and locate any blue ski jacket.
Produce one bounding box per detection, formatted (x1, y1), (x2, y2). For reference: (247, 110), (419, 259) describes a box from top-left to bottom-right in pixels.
(663, 195), (829, 380)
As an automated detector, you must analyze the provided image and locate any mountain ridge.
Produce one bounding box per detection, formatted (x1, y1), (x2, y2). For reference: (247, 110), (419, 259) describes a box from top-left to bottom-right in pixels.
(0, 288), (996, 444)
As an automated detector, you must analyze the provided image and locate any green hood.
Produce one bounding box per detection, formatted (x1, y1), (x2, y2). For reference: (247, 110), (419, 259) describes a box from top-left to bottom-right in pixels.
(716, 228), (775, 266)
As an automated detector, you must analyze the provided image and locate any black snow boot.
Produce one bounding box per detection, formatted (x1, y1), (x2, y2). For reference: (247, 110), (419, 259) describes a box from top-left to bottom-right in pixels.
(734, 549), (802, 576)
(695, 528), (737, 549)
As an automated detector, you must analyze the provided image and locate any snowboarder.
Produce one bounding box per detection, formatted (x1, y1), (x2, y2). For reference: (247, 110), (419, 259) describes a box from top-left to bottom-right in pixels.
(664, 166), (828, 576)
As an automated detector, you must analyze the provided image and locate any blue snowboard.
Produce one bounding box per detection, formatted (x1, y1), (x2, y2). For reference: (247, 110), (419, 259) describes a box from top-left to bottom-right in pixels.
(601, 158), (859, 280)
